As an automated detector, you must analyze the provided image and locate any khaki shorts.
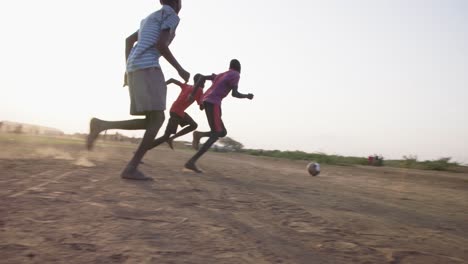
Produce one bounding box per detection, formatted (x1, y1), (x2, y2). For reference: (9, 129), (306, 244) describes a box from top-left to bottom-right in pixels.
(127, 67), (167, 116)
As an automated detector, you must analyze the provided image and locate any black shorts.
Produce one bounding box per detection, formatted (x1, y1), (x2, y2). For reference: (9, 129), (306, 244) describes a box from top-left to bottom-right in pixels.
(165, 112), (196, 135)
(204, 102), (227, 137)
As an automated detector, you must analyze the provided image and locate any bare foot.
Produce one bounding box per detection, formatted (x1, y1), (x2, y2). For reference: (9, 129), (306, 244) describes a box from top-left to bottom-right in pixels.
(192, 131), (201, 150)
(121, 168), (153, 181)
(166, 138), (174, 150)
(184, 162), (203, 173)
(86, 118), (102, 151)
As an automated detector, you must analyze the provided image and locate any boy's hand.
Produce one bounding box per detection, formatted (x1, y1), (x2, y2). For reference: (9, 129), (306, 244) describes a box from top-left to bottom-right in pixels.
(178, 68), (190, 83)
(247, 93), (254, 100)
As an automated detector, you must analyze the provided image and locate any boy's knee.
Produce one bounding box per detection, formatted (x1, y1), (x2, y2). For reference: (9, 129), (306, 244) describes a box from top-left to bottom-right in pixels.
(151, 111), (165, 122)
(211, 130), (227, 138)
(162, 133), (171, 140)
(218, 130), (227, 138)
(191, 123), (198, 130)
(209, 132), (219, 140)
(146, 111), (165, 130)
(156, 111), (165, 123)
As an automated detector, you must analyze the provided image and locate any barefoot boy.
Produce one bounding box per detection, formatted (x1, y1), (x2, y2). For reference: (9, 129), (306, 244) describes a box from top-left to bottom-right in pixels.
(185, 59), (254, 173)
(87, 0), (189, 180)
(148, 74), (211, 150)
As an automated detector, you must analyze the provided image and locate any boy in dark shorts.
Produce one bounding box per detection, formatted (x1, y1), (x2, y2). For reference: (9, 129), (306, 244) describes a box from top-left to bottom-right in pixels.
(184, 59), (254, 173)
(148, 74), (209, 150)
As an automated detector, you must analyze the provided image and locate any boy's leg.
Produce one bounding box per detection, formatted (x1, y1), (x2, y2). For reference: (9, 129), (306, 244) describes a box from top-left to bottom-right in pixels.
(185, 102), (227, 172)
(185, 135), (218, 173)
(167, 113), (198, 149)
(121, 110), (165, 180)
(149, 132), (171, 150)
(192, 131), (210, 150)
(87, 68), (165, 150)
(149, 113), (179, 150)
(87, 118), (147, 150)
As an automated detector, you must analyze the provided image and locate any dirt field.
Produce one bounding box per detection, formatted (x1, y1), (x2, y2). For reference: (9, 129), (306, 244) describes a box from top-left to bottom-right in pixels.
(1, 135), (467, 264)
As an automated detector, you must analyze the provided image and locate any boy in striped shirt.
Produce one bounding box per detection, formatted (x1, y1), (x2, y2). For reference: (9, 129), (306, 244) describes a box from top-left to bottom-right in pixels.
(87, 0), (189, 180)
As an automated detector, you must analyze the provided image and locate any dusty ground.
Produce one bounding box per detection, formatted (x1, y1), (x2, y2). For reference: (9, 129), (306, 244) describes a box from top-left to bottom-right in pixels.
(0, 134), (467, 264)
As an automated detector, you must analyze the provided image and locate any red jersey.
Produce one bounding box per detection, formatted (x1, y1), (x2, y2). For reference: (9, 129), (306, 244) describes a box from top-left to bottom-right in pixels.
(170, 84), (203, 117)
(203, 70), (240, 105)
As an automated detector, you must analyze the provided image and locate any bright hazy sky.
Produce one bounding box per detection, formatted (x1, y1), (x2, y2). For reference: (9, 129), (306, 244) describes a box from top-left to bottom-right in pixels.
(1, 0), (467, 164)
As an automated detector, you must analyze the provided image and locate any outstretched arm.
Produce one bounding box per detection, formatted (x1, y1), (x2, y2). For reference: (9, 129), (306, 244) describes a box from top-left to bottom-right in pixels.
(166, 78), (183, 87)
(156, 29), (190, 82)
(232, 86), (254, 100)
(123, 31), (139, 87)
(189, 74), (213, 99)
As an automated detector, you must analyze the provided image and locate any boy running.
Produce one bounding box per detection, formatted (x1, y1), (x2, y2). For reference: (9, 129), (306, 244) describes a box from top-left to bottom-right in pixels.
(185, 59), (254, 173)
(87, 0), (189, 180)
(148, 74), (208, 150)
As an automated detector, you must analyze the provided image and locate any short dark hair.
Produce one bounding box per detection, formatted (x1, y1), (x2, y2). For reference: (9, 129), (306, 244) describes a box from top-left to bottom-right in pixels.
(194, 73), (205, 88)
(194, 73), (203, 83)
(161, 0), (177, 5)
(160, 0), (181, 13)
(229, 59), (241, 73)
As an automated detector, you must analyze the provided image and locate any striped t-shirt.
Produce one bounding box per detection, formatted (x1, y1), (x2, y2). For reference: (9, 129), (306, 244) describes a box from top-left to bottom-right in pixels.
(126, 5), (180, 73)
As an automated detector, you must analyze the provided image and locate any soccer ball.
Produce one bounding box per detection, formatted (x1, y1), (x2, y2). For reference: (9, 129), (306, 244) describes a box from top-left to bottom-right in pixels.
(307, 162), (320, 176)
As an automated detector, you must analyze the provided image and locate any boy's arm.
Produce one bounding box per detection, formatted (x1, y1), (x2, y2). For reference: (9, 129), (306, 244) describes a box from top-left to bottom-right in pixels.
(232, 86), (254, 100)
(205, 73), (217, 81)
(166, 78), (183, 87)
(196, 92), (205, 111)
(125, 31), (138, 61)
(156, 29), (190, 82)
(123, 31), (139, 87)
(189, 74), (211, 100)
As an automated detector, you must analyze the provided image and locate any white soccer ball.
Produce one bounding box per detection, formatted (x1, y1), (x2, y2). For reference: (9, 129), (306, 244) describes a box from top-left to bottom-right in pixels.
(307, 162), (320, 176)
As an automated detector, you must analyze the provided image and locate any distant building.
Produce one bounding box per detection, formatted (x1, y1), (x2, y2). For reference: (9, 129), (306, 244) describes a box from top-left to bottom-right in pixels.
(0, 121), (64, 136)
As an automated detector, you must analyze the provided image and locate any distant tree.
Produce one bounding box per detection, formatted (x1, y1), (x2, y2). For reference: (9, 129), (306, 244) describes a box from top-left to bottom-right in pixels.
(403, 154), (418, 168)
(218, 137), (244, 152)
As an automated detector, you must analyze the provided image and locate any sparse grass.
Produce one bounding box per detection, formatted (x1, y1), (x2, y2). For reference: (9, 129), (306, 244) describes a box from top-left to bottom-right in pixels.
(241, 149), (466, 172)
(241, 149), (368, 166)
(385, 157), (460, 171)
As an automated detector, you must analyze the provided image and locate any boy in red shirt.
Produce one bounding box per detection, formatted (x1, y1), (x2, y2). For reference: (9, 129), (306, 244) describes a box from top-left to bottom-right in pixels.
(185, 59), (254, 173)
(149, 74), (208, 150)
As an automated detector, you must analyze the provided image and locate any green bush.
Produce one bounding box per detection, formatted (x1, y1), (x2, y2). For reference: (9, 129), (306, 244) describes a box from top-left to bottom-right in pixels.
(421, 157), (457, 171)
(403, 155), (418, 168)
(386, 156), (460, 171)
